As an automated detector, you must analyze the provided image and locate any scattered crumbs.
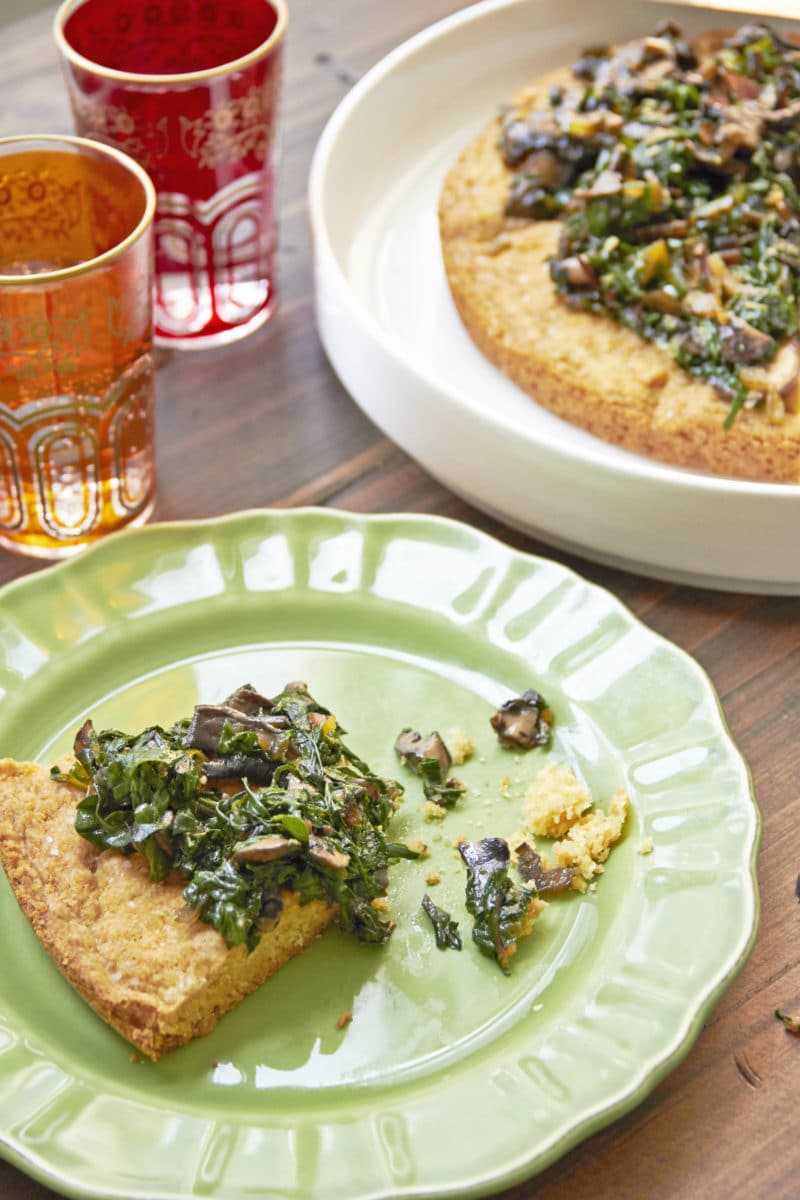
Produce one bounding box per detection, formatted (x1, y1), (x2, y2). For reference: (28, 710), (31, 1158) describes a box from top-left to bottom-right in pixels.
(588, 881), (599, 892)
(638, 837), (654, 856)
(499, 775), (512, 799)
(407, 837), (429, 858)
(432, 832), (443, 843)
(336, 1011), (353, 1030)
(371, 896), (390, 911)
(130, 1053), (139, 1063)
(211, 1059), (219, 1068)
(422, 800), (447, 821)
(453, 835), (467, 847)
(447, 728), (475, 765)
(425, 871), (441, 886)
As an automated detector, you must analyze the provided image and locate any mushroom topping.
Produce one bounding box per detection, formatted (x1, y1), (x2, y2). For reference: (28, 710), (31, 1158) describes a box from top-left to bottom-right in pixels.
(232, 835), (302, 864)
(740, 340), (800, 410)
(551, 256), (598, 290)
(224, 685), (275, 715)
(719, 318), (775, 366)
(501, 21), (800, 426)
(73, 719), (94, 762)
(515, 842), (576, 893)
(185, 704), (291, 756)
(394, 729), (452, 778)
(203, 754), (279, 786)
(490, 689), (552, 750)
(308, 836), (350, 871)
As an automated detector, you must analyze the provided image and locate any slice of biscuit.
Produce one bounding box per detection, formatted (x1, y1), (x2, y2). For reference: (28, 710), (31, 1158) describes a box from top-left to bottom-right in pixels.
(0, 759), (336, 1059)
(438, 42), (800, 484)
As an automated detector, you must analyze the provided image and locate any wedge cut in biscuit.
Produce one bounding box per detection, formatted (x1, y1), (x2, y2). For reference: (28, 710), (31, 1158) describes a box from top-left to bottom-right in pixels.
(0, 759), (336, 1059)
(439, 25), (800, 483)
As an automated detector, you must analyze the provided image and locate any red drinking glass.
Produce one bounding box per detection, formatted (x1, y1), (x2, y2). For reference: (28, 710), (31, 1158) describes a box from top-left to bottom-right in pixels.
(55, 0), (287, 349)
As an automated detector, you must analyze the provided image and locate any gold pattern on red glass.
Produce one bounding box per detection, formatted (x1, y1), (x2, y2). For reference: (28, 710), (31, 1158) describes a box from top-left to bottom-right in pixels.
(55, 0), (287, 349)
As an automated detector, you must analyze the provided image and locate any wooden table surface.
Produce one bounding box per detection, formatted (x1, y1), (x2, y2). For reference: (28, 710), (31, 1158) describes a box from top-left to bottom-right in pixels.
(1, 3), (799, 1199)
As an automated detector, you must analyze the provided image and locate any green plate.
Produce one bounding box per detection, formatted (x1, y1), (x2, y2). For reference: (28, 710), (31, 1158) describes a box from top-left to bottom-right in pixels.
(0, 509), (759, 1200)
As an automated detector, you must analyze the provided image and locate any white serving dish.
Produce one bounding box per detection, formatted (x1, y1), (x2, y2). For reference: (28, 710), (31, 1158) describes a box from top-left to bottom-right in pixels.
(309, 0), (800, 593)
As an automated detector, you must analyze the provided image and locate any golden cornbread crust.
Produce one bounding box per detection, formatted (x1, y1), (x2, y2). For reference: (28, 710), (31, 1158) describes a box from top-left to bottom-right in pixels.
(0, 759), (337, 1059)
(438, 45), (800, 484)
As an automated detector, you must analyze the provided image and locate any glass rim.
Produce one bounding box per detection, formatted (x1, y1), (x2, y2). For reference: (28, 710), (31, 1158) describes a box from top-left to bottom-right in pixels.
(0, 133), (156, 286)
(54, 0), (288, 86)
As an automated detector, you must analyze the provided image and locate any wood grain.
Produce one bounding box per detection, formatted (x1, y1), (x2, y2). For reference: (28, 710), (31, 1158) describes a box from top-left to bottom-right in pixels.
(1, 4), (800, 1200)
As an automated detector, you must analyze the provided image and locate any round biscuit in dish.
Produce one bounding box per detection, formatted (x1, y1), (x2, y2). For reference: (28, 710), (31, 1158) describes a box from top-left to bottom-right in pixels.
(438, 43), (800, 484)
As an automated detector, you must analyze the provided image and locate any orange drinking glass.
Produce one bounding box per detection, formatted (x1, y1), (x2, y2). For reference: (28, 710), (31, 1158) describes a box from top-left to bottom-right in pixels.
(0, 135), (157, 559)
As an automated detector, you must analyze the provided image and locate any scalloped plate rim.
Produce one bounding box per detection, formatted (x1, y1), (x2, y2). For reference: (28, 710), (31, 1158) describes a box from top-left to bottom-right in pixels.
(0, 506), (760, 1200)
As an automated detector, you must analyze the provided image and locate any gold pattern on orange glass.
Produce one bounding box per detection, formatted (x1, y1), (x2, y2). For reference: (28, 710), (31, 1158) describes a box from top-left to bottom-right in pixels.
(0, 135), (156, 558)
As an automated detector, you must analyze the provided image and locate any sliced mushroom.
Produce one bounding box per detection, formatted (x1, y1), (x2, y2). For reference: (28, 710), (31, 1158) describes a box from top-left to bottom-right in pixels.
(203, 754), (279, 786)
(225, 685), (275, 715)
(521, 148), (574, 191)
(574, 168), (623, 200)
(683, 290), (719, 319)
(740, 340), (800, 410)
(552, 255), (598, 290)
(232, 835), (302, 863)
(515, 842), (576, 893)
(185, 704), (290, 756)
(73, 719), (94, 762)
(490, 689), (552, 750)
(719, 317), (775, 366)
(394, 729), (452, 779)
(308, 835), (350, 871)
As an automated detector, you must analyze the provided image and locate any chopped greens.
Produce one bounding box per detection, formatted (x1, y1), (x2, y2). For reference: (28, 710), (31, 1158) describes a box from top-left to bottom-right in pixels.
(501, 22), (800, 424)
(459, 837), (539, 972)
(394, 728), (465, 807)
(421, 893), (463, 950)
(64, 682), (417, 951)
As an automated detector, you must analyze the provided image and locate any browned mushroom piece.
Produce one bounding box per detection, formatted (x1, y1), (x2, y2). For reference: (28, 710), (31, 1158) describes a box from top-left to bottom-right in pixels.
(741, 340), (800, 409)
(204, 754), (278, 785)
(224, 685), (275, 715)
(490, 689), (552, 750)
(232, 835), (303, 864)
(393, 729), (452, 778)
(719, 317), (775, 366)
(185, 704), (291, 756)
(308, 835), (350, 871)
(73, 719), (94, 760)
(515, 842), (576, 893)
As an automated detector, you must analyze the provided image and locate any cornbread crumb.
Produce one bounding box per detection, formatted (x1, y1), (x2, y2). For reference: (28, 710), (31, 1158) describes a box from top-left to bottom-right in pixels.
(500, 775), (512, 799)
(371, 896), (390, 911)
(638, 837), (654, 855)
(522, 762), (593, 838)
(503, 896), (547, 963)
(407, 838), (429, 858)
(447, 729), (475, 766)
(422, 800), (447, 821)
(336, 1011), (353, 1029)
(425, 871), (441, 886)
(547, 789), (630, 886)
